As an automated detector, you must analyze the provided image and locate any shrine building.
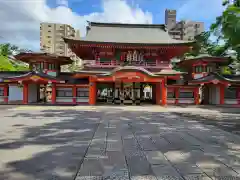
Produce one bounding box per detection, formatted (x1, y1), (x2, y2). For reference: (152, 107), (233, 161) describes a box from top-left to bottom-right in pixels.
(0, 22), (239, 106)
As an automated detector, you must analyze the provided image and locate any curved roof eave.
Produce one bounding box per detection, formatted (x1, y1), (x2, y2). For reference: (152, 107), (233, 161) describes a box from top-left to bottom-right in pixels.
(188, 72), (240, 84)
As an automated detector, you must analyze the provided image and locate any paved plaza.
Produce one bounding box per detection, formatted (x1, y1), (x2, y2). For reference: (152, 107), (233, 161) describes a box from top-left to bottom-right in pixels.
(0, 106), (240, 180)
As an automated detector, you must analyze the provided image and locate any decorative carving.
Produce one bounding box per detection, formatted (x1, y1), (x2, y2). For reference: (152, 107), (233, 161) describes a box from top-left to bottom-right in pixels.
(126, 51), (132, 62)
(133, 50), (138, 61)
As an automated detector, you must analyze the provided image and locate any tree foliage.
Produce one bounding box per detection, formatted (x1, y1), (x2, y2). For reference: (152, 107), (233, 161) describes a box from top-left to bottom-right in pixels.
(210, 0), (240, 59)
(0, 43), (29, 71)
(183, 0), (240, 67)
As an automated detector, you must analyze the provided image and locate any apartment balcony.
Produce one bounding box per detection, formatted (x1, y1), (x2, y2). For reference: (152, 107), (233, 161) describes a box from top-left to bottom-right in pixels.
(83, 60), (172, 69)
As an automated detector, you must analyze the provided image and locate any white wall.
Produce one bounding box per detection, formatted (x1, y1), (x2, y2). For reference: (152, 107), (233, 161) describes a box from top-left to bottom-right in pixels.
(225, 99), (238, 105)
(56, 97), (73, 103)
(76, 97), (89, 103)
(9, 85), (23, 101)
(28, 84), (38, 103)
(0, 87), (4, 102)
(209, 86), (220, 105)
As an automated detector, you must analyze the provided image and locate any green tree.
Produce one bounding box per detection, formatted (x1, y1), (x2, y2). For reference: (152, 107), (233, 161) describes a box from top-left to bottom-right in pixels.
(0, 43), (29, 71)
(210, 0), (240, 59)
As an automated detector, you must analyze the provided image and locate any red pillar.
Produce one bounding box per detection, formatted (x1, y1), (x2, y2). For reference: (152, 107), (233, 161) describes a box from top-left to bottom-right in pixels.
(89, 78), (96, 105)
(156, 82), (161, 105)
(161, 79), (167, 106)
(52, 84), (56, 104)
(175, 87), (179, 104)
(23, 83), (28, 104)
(220, 84), (225, 105)
(194, 87), (199, 105)
(73, 85), (77, 104)
(3, 84), (8, 103)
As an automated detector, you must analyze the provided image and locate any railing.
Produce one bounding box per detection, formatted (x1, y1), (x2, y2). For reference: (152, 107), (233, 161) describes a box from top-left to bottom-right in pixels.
(83, 60), (171, 68)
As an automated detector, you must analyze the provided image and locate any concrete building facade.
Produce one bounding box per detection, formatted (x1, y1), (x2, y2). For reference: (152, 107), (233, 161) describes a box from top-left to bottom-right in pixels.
(165, 9), (204, 41)
(40, 23), (81, 71)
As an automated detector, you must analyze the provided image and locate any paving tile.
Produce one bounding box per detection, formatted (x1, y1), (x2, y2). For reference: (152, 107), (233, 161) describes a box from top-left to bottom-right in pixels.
(136, 136), (159, 151)
(145, 151), (170, 165)
(164, 150), (189, 164)
(196, 158), (239, 177)
(131, 175), (158, 180)
(183, 174), (212, 180)
(151, 165), (183, 178)
(77, 158), (106, 177)
(75, 176), (103, 180)
(173, 163), (203, 175)
(103, 168), (129, 180)
(126, 155), (153, 176)
(104, 151), (127, 168)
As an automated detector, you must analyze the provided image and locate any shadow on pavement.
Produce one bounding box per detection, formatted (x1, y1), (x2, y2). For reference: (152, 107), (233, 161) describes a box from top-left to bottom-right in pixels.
(0, 107), (240, 180)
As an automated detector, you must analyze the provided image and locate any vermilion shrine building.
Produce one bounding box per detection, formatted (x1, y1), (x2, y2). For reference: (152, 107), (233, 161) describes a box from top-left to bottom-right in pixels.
(0, 22), (239, 106)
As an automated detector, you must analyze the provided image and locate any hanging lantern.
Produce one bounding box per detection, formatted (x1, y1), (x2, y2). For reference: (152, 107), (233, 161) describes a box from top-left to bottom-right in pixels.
(18, 81), (23, 88)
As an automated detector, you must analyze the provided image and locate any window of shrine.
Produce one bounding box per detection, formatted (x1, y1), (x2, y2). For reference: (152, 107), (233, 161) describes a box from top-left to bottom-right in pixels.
(194, 66), (202, 73)
(0, 87), (4, 96)
(179, 91), (194, 98)
(224, 87), (237, 99)
(34, 62), (44, 71)
(56, 88), (73, 97)
(206, 66), (213, 73)
(48, 63), (56, 70)
(167, 91), (175, 98)
(77, 88), (89, 97)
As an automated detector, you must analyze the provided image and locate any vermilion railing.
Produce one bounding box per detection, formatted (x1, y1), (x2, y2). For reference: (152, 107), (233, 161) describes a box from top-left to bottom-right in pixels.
(83, 59), (171, 68)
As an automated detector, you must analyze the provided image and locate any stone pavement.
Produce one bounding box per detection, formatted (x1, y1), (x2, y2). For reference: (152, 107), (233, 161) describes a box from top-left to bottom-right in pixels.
(168, 105), (240, 135)
(0, 106), (240, 180)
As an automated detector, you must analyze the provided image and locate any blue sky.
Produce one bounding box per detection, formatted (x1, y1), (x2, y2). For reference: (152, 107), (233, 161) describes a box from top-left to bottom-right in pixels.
(47, 0), (224, 31)
(0, 0), (225, 50)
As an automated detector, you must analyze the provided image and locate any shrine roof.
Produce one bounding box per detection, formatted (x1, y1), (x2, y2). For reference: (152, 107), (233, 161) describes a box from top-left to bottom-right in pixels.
(178, 54), (231, 66)
(2, 71), (64, 83)
(154, 69), (186, 75)
(15, 52), (73, 65)
(0, 71), (29, 78)
(64, 22), (194, 46)
(95, 66), (184, 77)
(188, 72), (240, 84)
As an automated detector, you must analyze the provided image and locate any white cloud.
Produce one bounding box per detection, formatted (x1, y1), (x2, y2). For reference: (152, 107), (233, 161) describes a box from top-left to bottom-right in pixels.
(0, 0), (152, 51)
(177, 0), (224, 21)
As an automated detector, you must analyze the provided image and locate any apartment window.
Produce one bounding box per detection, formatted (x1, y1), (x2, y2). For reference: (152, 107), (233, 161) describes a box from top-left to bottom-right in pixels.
(179, 92), (194, 98)
(0, 88), (4, 96)
(77, 89), (89, 97)
(195, 24), (200, 28)
(48, 25), (51, 27)
(48, 41), (51, 43)
(194, 66), (202, 73)
(47, 36), (51, 38)
(48, 30), (51, 33)
(57, 89), (73, 97)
